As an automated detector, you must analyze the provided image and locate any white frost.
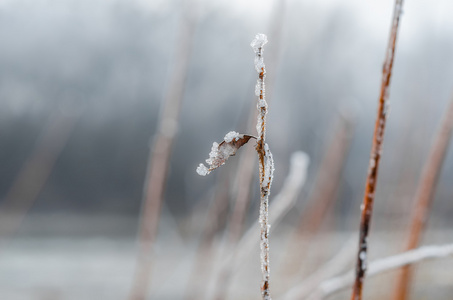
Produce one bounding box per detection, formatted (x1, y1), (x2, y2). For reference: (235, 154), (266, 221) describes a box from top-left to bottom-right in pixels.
(196, 163), (209, 176)
(251, 34), (268, 73)
(359, 251), (366, 261)
(262, 143), (275, 190)
(206, 142), (220, 166)
(224, 131), (240, 143)
(255, 79), (262, 96)
(196, 132), (252, 176)
(251, 33), (268, 52)
(254, 56), (265, 73)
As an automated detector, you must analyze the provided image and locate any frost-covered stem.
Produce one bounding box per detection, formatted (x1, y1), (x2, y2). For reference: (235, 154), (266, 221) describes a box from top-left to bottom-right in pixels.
(351, 1), (403, 300)
(310, 243), (453, 300)
(392, 94), (453, 300)
(211, 152), (307, 300)
(231, 152), (309, 272)
(212, 6), (287, 296)
(252, 33), (273, 300)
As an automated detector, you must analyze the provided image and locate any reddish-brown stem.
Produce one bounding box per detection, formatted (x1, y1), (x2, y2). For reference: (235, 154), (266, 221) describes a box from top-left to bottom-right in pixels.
(256, 63), (272, 299)
(128, 8), (196, 300)
(351, 1), (403, 299)
(392, 94), (453, 300)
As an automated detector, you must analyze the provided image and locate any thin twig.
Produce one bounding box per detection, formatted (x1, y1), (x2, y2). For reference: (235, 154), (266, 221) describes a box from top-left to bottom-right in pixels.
(310, 243), (453, 300)
(252, 33), (274, 300)
(232, 151), (309, 273)
(208, 151), (308, 300)
(392, 94), (453, 300)
(350, 1), (403, 299)
(210, 3), (287, 297)
(222, 0), (287, 261)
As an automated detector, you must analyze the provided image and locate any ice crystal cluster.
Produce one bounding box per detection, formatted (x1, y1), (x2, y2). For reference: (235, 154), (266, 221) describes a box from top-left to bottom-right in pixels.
(223, 131), (241, 143)
(196, 131), (252, 176)
(251, 33), (268, 72)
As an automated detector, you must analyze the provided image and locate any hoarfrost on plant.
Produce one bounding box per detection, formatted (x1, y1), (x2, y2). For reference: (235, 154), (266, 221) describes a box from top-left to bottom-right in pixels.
(250, 33), (268, 52)
(224, 131), (241, 143)
(195, 133), (254, 176)
(196, 163), (209, 176)
(262, 143), (275, 190)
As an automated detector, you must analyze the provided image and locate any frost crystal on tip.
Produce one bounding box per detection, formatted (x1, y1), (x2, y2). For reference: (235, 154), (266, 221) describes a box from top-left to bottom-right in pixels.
(250, 33), (268, 52)
(196, 163), (209, 176)
(251, 34), (268, 73)
(223, 131), (240, 143)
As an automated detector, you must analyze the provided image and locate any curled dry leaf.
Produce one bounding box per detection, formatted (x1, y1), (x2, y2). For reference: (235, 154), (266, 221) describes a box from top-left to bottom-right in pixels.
(197, 131), (255, 176)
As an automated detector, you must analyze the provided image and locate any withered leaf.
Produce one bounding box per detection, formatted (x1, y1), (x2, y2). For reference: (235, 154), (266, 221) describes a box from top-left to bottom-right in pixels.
(196, 133), (255, 176)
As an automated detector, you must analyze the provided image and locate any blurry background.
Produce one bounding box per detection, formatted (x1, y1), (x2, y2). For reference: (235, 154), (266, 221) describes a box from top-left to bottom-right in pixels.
(0, 0), (453, 299)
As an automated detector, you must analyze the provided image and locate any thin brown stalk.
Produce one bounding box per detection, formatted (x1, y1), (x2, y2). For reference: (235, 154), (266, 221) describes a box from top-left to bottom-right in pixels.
(282, 112), (355, 277)
(252, 34), (274, 300)
(351, 1), (403, 299)
(200, 34), (274, 300)
(210, 1), (286, 297)
(392, 94), (453, 300)
(128, 6), (197, 300)
(0, 110), (77, 240)
(226, 0), (286, 250)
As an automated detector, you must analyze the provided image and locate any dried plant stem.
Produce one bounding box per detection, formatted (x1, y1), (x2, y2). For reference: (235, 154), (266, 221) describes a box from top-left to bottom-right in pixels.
(231, 152), (309, 273)
(392, 94), (453, 300)
(252, 34), (274, 300)
(199, 34), (274, 300)
(129, 8), (196, 300)
(210, 152), (307, 300)
(310, 243), (453, 300)
(211, 5), (286, 293)
(224, 0), (287, 252)
(351, 1), (403, 299)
